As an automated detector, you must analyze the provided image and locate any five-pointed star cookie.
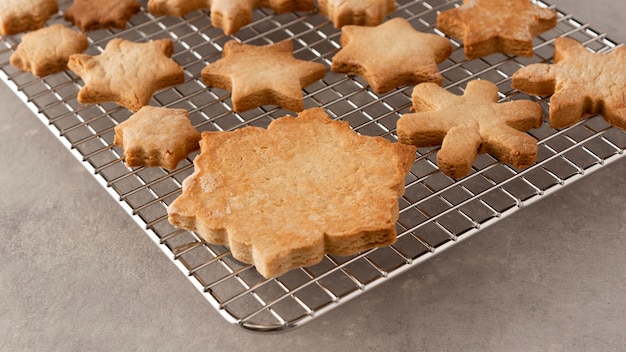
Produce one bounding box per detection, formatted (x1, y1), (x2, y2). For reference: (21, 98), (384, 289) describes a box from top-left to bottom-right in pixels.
(67, 38), (185, 112)
(318, 0), (395, 28)
(0, 0), (58, 35)
(397, 80), (542, 178)
(167, 107), (416, 278)
(114, 106), (201, 170)
(512, 37), (626, 130)
(201, 39), (326, 112)
(10, 24), (88, 77)
(64, 0), (141, 32)
(331, 17), (452, 94)
(148, 0), (314, 35)
(437, 0), (557, 59)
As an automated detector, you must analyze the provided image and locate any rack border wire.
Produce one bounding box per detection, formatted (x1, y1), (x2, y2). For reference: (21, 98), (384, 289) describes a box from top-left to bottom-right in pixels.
(0, 0), (623, 332)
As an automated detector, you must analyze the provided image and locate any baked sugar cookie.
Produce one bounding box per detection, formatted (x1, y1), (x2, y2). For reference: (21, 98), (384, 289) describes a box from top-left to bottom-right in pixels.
(331, 17), (451, 94)
(0, 0), (58, 35)
(167, 107), (416, 278)
(437, 0), (556, 59)
(318, 0), (395, 28)
(64, 0), (141, 32)
(147, 0), (315, 35)
(201, 39), (326, 112)
(397, 80), (542, 178)
(114, 106), (201, 170)
(10, 24), (88, 77)
(512, 37), (626, 130)
(67, 38), (185, 112)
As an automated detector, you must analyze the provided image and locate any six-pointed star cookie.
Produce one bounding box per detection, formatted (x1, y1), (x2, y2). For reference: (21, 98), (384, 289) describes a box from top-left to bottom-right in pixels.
(167, 107), (416, 278)
(10, 24), (88, 77)
(397, 80), (542, 178)
(114, 106), (201, 170)
(64, 0), (141, 32)
(148, 0), (314, 35)
(318, 0), (395, 28)
(0, 0), (58, 35)
(437, 0), (556, 59)
(67, 38), (185, 112)
(512, 37), (626, 130)
(201, 39), (326, 112)
(331, 17), (452, 94)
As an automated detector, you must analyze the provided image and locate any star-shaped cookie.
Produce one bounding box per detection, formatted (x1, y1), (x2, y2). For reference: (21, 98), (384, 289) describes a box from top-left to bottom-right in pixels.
(437, 0), (557, 60)
(67, 38), (185, 112)
(10, 24), (88, 77)
(64, 0), (141, 32)
(397, 80), (542, 178)
(512, 37), (626, 130)
(201, 39), (326, 112)
(0, 0), (58, 35)
(167, 107), (416, 278)
(318, 0), (395, 28)
(114, 106), (201, 170)
(147, 0), (315, 35)
(331, 17), (452, 94)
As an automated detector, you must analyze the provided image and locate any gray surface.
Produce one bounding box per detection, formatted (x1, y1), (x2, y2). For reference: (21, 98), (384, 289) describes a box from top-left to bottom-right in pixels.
(1, 1), (625, 351)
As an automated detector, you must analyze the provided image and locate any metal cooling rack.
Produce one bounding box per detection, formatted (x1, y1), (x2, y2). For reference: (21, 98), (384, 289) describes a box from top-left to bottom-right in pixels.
(1, 0), (624, 332)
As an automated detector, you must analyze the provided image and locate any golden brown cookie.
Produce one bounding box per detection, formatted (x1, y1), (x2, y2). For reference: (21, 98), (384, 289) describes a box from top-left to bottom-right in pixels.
(113, 106), (201, 170)
(201, 39), (326, 112)
(331, 17), (452, 94)
(64, 0), (141, 32)
(67, 38), (185, 112)
(147, 0), (315, 35)
(0, 0), (58, 35)
(167, 107), (416, 278)
(397, 80), (542, 178)
(318, 0), (395, 28)
(512, 37), (626, 130)
(10, 24), (88, 77)
(437, 0), (557, 60)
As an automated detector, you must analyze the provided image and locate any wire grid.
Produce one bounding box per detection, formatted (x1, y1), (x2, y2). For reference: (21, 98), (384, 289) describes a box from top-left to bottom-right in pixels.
(1, 0), (624, 332)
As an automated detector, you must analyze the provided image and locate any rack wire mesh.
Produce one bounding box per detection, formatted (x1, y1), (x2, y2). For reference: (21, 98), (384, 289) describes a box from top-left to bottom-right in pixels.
(1, 0), (624, 332)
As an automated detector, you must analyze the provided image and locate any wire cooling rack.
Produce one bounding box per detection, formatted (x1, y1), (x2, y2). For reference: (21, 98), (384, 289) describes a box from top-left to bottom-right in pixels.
(1, 0), (624, 332)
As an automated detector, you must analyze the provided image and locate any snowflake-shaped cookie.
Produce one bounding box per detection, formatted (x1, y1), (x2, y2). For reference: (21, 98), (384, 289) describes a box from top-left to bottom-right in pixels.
(167, 107), (416, 278)
(318, 0), (395, 28)
(512, 37), (626, 130)
(64, 0), (141, 32)
(114, 106), (201, 170)
(10, 24), (88, 77)
(437, 0), (556, 59)
(397, 80), (542, 178)
(67, 38), (185, 112)
(147, 0), (314, 35)
(201, 39), (326, 112)
(331, 17), (452, 94)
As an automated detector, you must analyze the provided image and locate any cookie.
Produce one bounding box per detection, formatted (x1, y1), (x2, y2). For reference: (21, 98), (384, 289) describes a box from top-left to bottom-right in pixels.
(10, 24), (88, 77)
(437, 0), (557, 60)
(67, 38), (185, 112)
(63, 0), (141, 32)
(512, 37), (626, 130)
(0, 0), (58, 35)
(147, 0), (315, 35)
(331, 17), (452, 94)
(167, 107), (416, 278)
(113, 106), (201, 170)
(318, 0), (395, 28)
(201, 39), (326, 112)
(397, 80), (542, 178)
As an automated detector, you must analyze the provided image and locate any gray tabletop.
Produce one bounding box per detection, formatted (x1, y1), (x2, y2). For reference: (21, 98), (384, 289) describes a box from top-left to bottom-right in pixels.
(1, 1), (624, 351)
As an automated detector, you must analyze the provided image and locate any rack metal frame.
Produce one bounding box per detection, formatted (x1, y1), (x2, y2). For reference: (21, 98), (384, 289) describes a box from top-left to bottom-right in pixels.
(1, 0), (623, 332)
